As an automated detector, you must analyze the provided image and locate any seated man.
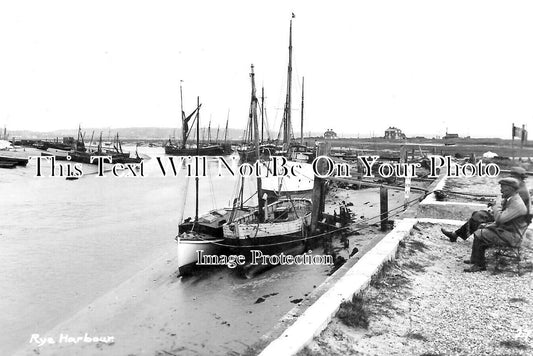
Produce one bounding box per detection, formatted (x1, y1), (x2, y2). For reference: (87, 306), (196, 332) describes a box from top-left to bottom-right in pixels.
(442, 166), (531, 242)
(464, 177), (530, 272)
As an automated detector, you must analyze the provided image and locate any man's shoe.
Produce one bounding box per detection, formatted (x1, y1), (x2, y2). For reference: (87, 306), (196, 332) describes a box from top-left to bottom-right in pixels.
(464, 265), (486, 273)
(463, 259), (473, 264)
(441, 228), (458, 242)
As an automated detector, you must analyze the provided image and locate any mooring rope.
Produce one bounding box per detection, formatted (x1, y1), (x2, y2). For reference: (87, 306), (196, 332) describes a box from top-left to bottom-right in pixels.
(179, 191), (430, 249)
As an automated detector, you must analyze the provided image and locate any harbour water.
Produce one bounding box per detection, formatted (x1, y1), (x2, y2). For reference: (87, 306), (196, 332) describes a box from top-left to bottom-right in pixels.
(1, 147), (333, 355)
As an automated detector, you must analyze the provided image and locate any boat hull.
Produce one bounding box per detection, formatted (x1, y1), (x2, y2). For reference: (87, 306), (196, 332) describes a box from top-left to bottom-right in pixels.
(0, 156), (28, 166)
(261, 161), (314, 199)
(42, 148), (70, 160)
(177, 236), (224, 275)
(165, 144), (231, 156)
(223, 198), (313, 266)
(0, 162), (17, 169)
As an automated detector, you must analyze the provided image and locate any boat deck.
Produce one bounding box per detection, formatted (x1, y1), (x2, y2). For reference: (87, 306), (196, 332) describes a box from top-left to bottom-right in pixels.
(234, 199), (312, 225)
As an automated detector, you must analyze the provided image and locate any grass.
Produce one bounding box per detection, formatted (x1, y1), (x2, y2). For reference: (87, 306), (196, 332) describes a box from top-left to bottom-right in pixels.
(500, 339), (530, 350)
(370, 260), (400, 285)
(406, 332), (427, 341)
(240, 340), (270, 356)
(508, 297), (528, 303)
(295, 347), (326, 356)
(408, 240), (428, 253)
(492, 255), (533, 276)
(402, 260), (427, 273)
(372, 271), (410, 290)
(336, 294), (370, 329)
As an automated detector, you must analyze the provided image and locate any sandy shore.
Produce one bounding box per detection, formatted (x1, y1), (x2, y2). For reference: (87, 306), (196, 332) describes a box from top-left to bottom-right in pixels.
(12, 184), (422, 356)
(302, 222), (533, 356)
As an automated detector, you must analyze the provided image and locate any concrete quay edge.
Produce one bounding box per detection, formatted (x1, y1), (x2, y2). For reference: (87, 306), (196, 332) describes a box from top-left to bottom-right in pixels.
(257, 218), (417, 356)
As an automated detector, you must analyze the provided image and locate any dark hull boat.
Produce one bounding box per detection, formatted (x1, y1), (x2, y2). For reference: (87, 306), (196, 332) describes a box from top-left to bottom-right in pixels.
(41, 148), (69, 161)
(222, 63), (314, 277)
(237, 143), (279, 163)
(222, 198), (313, 276)
(63, 128), (142, 165)
(0, 161), (17, 169)
(165, 143), (231, 156)
(167, 82), (233, 157)
(0, 156), (28, 166)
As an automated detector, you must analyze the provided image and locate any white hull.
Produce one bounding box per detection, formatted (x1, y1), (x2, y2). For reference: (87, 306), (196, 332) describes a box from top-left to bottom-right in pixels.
(0, 139), (13, 150)
(261, 161), (314, 195)
(177, 236), (224, 270)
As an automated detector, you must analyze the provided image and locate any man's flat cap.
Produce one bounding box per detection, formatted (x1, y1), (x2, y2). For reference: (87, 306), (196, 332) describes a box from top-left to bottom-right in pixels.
(510, 166), (528, 178)
(498, 177), (520, 190)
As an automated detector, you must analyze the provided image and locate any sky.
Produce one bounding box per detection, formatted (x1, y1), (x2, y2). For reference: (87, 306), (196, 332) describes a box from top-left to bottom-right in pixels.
(0, 0), (532, 139)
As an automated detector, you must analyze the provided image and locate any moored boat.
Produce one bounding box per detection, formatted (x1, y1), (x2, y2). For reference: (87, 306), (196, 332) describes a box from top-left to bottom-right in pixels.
(176, 209), (231, 275)
(166, 82), (232, 156)
(223, 198), (312, 246)
(175, 95), (242, 275)
(165, 142), (229, 156)
(223, 62), (314, 276)
(41, 148), (70, 160)
(0, 161), (17, 169)
(0, 156), (28, 166)
(222, 197), (313, 277)
(261, 159), (314, 200)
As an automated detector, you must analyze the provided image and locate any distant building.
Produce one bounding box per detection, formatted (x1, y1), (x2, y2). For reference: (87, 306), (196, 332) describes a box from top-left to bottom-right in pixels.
(444, 133), (459, 139)
(324, 129), (337, 139)
(384, 127), (406, 140)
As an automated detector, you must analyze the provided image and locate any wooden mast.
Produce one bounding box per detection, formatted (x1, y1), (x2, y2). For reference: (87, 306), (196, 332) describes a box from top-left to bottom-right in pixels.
(261, 86), (265, 144)
(98, 132), (102, 154)
(180, 81), (187, 149)
(195, 96), (200, 223)
(301, 76), (304, 145)
(224, 111), (229, 144)
(250, 64), (264, 222)
(88, 131), (94, 150)
(283, 14), (294, 151)
(208, 118), (211, 144)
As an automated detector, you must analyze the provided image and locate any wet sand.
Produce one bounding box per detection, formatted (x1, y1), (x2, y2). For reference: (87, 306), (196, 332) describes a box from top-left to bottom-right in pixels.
(10, 190), (421, 355)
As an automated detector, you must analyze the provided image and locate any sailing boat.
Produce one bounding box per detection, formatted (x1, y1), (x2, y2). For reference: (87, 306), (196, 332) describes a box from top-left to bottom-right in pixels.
(276, 15), (316, 164)
(175, 97), (245, 275)
(236, 84), (277, 163)
(262, 15), (314, 198)
(165, 82), (232, 156)
(223, 64), (313, 273)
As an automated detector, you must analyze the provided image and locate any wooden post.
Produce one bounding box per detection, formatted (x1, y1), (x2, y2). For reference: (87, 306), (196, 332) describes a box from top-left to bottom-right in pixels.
(325, 141), (332, 156)
(404, 176), (411, 210)
(520, 124), (525, 162)
(311, 142), (327, 234)
(400, 145), (407, 164)
(380, 186), (388, 231)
